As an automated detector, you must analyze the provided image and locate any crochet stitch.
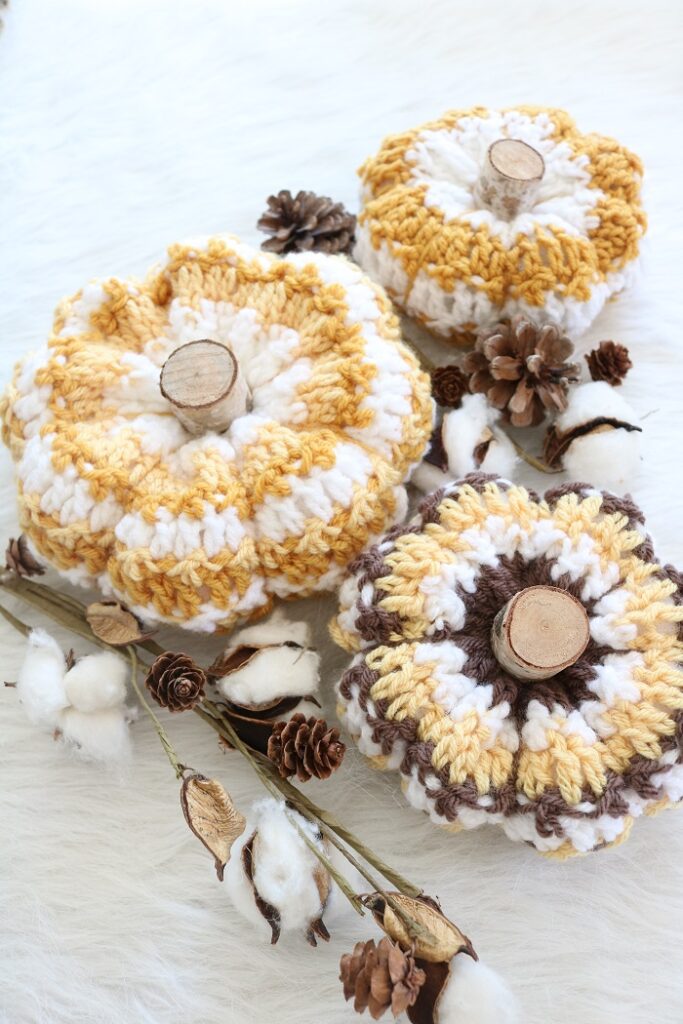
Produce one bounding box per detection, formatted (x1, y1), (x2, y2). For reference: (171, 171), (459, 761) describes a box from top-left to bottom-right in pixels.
(1, 236), (433, 632)
(356, 106), (646, 340)
(332, 475), (683, 857)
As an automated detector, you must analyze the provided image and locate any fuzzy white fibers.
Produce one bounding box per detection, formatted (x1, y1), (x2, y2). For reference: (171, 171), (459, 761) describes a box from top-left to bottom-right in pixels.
(216, 610), (320, 705)
(16, 628), (69, 726)
(437, 955), (521, 1024)
(412, 394), (517, 493)
(224, 799), (329, 941)
(16, 629), (132, 764)
(555, 382), (641, 492)
(63, 651), (129, 712)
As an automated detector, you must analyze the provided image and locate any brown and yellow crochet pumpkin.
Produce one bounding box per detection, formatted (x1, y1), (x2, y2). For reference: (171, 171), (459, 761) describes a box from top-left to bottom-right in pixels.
(1, 236), (433, 632)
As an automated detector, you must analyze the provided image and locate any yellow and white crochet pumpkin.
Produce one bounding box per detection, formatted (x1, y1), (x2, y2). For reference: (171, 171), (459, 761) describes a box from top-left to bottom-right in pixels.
(356, 106), (646, 342)
(1, 237), (433, 632)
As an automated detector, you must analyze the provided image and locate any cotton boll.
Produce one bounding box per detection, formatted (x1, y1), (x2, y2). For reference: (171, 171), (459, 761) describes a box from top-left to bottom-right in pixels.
(57, 706), (132, 764)
(64, 651), (128, 712)
(437, 956), (521, 1024)
(411, 459), (453, 493)
(550, 381), (641, 492)
(16, 628), (69, 727)
(217, 645), (320, 705)
(224, 798), (331, 944)
(562, 427), (641, 493)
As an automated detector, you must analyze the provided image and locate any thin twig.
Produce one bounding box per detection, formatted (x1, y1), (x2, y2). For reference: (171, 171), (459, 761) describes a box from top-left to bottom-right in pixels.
(127, 646), (186, 779)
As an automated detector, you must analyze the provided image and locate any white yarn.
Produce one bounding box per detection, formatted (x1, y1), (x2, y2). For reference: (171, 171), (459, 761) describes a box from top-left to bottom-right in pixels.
(437, 956), (521, 1024)
(16, 627), (69, 726)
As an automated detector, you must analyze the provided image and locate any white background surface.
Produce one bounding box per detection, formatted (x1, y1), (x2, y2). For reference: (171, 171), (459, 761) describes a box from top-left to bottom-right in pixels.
(1, 2), (682, 1022)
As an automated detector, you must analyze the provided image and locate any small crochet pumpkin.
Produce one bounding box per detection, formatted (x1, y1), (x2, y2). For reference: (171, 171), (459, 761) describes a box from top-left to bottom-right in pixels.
(1, 237), (433, 632)
(332, 475), (683, 857)
(356, 106), (646, 341)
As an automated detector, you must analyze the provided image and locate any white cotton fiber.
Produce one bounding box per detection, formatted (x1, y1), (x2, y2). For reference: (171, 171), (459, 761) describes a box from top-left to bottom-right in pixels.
(217, 645), (320, 706)
(437, 956), (521, 1024)
(63, 651), (128, 713)
(224, 799), (328, 939)
(57, 706), (132, 764)
(16, 628), (69, 726)
(555, 381), (641, 491)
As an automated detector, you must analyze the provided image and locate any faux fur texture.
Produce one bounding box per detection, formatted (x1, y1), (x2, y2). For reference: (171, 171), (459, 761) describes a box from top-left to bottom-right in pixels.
(1, 2), (682, 1023)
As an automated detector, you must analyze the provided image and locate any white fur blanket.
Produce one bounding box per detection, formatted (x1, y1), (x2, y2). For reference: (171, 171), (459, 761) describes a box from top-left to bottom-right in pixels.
(1, 2), (682, 1022)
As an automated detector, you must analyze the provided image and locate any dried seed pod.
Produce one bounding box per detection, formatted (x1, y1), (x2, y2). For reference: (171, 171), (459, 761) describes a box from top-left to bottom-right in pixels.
(5, 534), (45, 578)
(364, 892), (476, 964)
(180, 773), (246, 880)
(85, 600), (148, 646)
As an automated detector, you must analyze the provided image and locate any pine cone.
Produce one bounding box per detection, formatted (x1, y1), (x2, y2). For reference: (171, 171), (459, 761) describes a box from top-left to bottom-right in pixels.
(5, 535), (45, 577)
(267, 713), (345, 781)
(585, 340), (632, 386)
(145, 652), (206, 712)
(340, 937), (426, 1020)
(464, 317), (579, 427)
(257, 190), (356, 256)
(431, 365), (470, 408)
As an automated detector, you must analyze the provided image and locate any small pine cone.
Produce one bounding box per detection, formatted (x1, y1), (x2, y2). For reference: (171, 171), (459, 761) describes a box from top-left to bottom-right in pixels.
(585, 340), (632, 386)
(464, 316), (579, 428)
(267, 713), (345, 782)
(145, 652), (206, 712)
(431, 365), (470, 408)
(340, 937), (426, 1020)
(257, 190), (356, 256)
(5, 535), (45, 578)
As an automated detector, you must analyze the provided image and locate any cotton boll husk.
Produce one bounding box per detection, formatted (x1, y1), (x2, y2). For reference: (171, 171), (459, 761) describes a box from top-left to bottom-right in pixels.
(217, 645), (320, 705)
(16, 628), (69, 726)
(562, 428), (641, 493)
(63, 651), (128, 712)
(57, 706), (132, 764)
(436, 956), (521, 1024)
(224, 799), (330, 939)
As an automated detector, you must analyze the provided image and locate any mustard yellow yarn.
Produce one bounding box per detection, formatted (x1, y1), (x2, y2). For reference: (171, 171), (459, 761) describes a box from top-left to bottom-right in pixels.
(355, 106), (646, 342)
(2, 236), (433, 632)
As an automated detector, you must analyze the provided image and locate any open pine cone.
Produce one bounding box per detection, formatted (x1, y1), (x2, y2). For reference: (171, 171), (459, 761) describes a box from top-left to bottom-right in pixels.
(464, 317), (579, 427)
(585, 340), (632, 386)
(340, 937), (426, 1020)
(145, 652), (206, 712)
(257, 190), (356, 255)
(267, 713), (345, 781)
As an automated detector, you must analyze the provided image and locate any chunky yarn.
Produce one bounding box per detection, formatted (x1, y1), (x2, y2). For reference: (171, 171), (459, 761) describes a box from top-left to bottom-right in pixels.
(356, 106), (646, 341)
(1, 237), (433, 632)
(332, 475), (683, 857)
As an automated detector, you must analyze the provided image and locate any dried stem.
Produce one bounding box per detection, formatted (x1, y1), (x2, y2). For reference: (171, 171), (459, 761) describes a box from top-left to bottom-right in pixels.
(508, 436), (561, 474)
(127, 646), (186, 780)
(0, 600), (32, 637)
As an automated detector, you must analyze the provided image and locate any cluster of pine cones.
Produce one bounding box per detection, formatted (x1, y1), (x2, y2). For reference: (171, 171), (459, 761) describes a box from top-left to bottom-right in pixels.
(432, 320), (631, 428)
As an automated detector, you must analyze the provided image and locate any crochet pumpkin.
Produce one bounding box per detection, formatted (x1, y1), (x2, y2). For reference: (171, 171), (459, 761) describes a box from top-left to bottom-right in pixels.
(356, 106), (646, 341)
(332, 475), (683, 858)
(1, 237), (433, 632)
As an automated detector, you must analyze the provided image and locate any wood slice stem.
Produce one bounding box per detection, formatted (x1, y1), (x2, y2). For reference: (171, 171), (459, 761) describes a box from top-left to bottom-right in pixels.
(160, 340), (249, 435)
(476, 138), (545, 220)
(490, 586), (589, 681)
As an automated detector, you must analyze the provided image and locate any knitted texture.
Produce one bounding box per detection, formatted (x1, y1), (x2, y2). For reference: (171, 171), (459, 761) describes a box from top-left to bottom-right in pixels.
(331, 475), (683, 857)
(355, 106), (646, 341)
(1, 236), (433, 632)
